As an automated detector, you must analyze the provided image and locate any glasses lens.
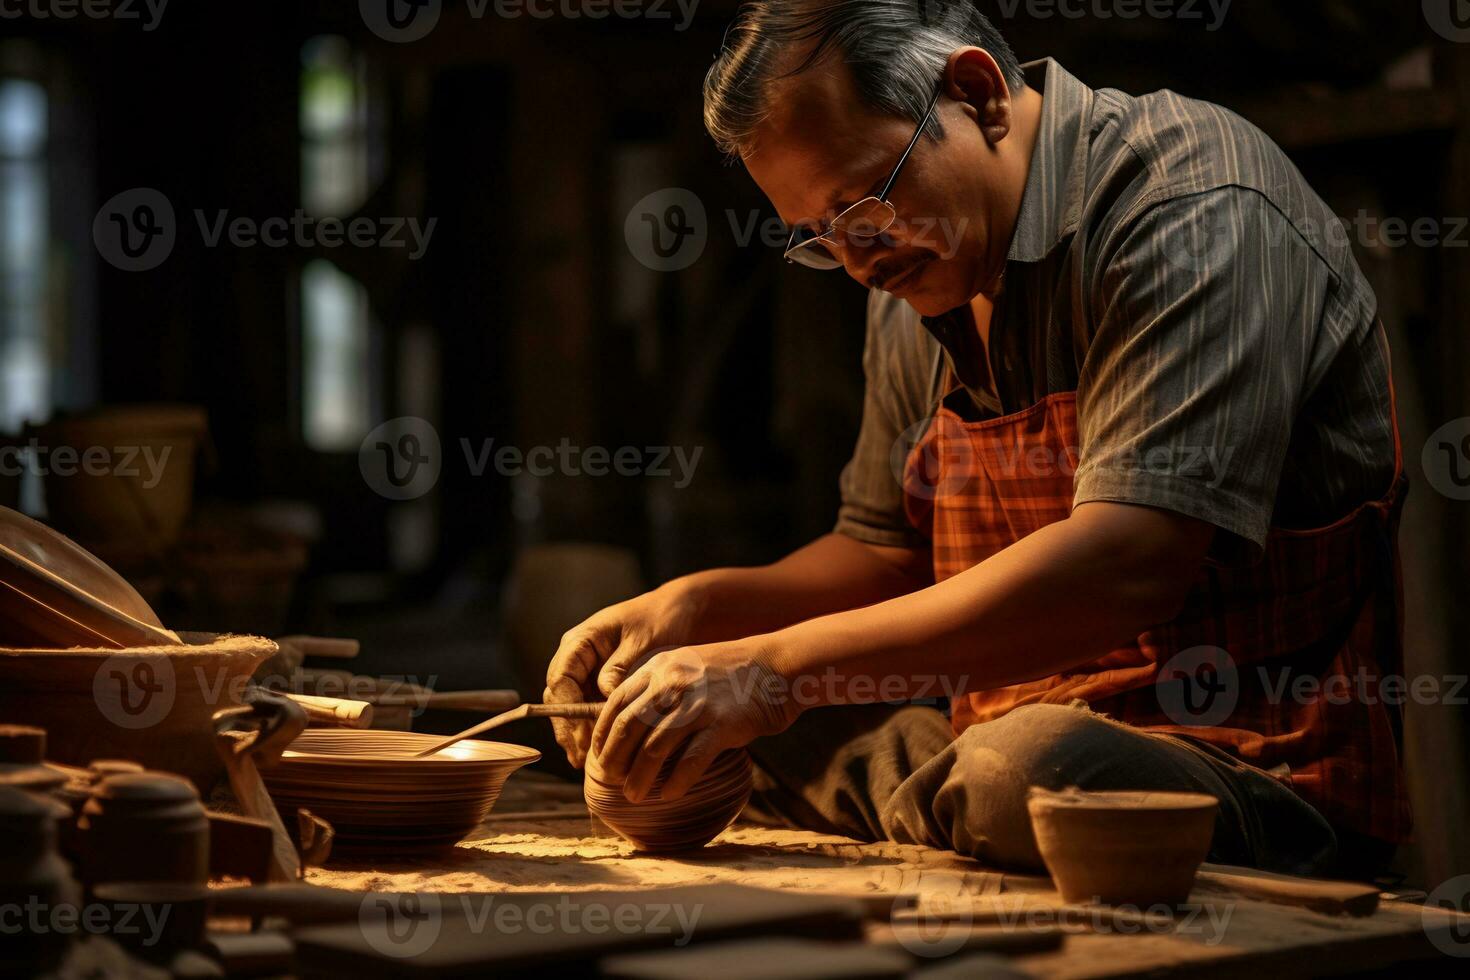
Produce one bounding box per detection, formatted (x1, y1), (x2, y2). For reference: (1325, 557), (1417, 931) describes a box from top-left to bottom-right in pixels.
(787, 242), (843, 270)
(784, 226), (844, 270)
(831, 198), (895, 240)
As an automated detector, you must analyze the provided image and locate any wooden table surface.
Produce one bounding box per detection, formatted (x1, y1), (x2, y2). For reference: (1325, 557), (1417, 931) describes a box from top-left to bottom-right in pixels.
(298, 773), (1466, 977)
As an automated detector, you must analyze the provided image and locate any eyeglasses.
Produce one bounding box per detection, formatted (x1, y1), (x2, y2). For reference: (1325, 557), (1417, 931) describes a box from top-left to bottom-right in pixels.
(783, 87), (944, 271)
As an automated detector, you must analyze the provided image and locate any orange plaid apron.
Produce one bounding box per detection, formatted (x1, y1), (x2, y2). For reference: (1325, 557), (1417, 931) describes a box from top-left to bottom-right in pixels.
(902, 384), (1411, 843)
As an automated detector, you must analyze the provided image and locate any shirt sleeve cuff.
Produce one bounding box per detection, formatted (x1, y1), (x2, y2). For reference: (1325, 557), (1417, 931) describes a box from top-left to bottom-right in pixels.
(1072, 467), (1271, 559)
(833, 512), (929, 551)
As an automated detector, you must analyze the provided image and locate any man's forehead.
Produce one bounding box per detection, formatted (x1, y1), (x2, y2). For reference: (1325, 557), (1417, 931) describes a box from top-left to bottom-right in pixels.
(748, 60), (895, 217)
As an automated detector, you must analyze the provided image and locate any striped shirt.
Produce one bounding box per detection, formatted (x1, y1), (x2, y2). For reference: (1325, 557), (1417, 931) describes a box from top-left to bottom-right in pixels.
(835, 59), (1395, 557)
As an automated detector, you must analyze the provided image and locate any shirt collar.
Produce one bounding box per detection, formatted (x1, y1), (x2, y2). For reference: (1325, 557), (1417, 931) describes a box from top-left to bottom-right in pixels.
(915, 59), (1094, 393)
(1005, 57), (1093, 265)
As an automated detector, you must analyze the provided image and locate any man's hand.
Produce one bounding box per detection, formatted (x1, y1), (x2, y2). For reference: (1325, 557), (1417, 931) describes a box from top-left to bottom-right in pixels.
(589, 640), (799, 803)
(543, 585), (699, 769)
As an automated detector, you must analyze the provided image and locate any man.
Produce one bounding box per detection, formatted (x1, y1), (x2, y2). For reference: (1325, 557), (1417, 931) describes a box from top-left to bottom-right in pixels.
(546, 0), (1408, 878)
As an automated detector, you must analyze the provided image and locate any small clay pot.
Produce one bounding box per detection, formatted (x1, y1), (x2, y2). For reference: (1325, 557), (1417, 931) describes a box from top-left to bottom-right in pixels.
(584, 748), (753, 852)
(77, 772), (209, 889)
(91, 881), (209, 958)
(0, 727), (66, 795)
(0, 786), (82, 975)
(1027, 788), (1218, 907)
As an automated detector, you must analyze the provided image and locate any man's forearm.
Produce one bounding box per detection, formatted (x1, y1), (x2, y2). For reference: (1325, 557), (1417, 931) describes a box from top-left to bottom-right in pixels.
(762, 503), (1215, 706)
(672, 532), (931, 645)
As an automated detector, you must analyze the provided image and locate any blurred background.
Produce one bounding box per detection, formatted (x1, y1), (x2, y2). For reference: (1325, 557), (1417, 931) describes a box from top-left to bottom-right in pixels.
(0, 0), (1465, 886)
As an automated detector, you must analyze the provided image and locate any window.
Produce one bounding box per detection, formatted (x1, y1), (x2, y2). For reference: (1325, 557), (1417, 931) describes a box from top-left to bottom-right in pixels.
(301, 259), (373, 451)
(299, 36), (382, 451)
(0, 77), (49, 432)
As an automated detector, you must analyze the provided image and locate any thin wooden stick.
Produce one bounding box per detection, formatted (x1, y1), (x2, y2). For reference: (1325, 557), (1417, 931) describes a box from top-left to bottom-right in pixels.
(413, 702), (606, 758)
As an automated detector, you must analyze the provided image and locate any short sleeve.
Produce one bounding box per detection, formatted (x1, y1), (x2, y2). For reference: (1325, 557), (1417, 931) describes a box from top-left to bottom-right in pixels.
(1074, 188), (1333, 554)
(833, 291), (938, 550)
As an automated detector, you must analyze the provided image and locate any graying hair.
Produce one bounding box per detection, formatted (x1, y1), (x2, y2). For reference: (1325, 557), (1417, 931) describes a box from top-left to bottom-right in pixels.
(704, 0), (1026, 157)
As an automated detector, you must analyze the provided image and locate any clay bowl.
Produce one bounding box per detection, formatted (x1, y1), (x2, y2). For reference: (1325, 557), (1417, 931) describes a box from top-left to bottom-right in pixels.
(584, 748), (752, 852)
(1027, 788), (1219, 907)
(0, 632), (275, 792)
(259, 728), (540, 855)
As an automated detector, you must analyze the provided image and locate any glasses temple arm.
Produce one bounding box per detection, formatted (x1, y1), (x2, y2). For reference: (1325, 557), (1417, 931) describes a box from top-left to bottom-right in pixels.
(878, 88), (944, 203)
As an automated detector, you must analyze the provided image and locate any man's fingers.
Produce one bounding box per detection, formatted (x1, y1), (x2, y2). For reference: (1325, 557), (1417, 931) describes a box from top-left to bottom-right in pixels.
(544, 679), (594, 768)
(659, 730), (723, 801)
(596, 640), (660, 697)
(546, 624), (616, 701)
(590, 670), (648, 759)
(593, 685), (664, 783)
(621, 708), (697, 803)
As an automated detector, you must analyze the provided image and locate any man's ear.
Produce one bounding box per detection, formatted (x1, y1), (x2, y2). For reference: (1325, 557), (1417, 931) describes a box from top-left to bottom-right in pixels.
(944, 47), (1012, 146)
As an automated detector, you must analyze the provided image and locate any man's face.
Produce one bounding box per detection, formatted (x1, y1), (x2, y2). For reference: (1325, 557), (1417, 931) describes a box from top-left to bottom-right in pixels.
(744, 56), (1009, 317)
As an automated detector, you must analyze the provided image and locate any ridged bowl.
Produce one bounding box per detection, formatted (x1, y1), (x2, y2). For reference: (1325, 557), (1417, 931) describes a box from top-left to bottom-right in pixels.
(260, 728), (540, 855)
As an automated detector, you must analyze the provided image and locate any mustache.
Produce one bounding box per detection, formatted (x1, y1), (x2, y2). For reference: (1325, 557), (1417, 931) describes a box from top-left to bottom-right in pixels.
(868, 254), (930, 291)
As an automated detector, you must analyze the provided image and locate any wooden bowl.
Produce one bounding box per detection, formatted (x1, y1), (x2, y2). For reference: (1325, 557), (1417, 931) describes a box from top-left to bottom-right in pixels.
(1027, 788), (1218, 907)
(0, 633), (275, 792)
(584, 748), (752, 852)
(260, 728), (540, 855)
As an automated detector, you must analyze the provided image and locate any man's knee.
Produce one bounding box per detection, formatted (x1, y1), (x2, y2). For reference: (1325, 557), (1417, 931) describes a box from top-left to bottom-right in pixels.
(960, 702), (1117, 788)
(886, 702), (1118, 869)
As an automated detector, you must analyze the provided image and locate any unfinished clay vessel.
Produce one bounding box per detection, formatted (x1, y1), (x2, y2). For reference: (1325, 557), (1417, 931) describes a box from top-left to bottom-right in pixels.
(1027, 788), (1218, 907)
(584, 748), (752, 852)
(0, 632), (276, 791)
(77, 772), (210, 889)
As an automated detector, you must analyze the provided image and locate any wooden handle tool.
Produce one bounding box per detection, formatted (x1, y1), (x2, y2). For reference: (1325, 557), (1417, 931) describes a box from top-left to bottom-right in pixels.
(283, 692), (375, 729)
(413, 702), (607, 758)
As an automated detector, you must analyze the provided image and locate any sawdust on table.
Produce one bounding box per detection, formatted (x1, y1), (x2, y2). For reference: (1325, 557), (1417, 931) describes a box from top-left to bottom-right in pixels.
(305, 814), (1008, 904)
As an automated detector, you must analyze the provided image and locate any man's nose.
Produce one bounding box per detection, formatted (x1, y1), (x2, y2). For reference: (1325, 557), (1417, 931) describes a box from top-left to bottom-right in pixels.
(838, 236), (894, 285)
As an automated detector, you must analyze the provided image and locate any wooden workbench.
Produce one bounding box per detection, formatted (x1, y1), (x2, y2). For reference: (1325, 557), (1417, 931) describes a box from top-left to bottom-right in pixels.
(300, 774), (1465, 977)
